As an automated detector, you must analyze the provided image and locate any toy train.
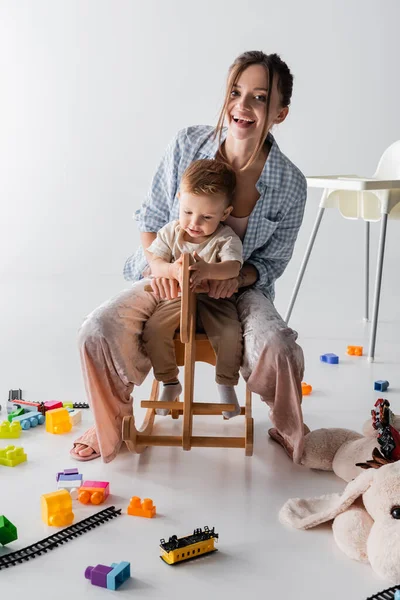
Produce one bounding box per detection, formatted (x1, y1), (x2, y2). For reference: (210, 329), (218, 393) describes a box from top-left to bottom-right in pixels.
(159, 526), (218, 565)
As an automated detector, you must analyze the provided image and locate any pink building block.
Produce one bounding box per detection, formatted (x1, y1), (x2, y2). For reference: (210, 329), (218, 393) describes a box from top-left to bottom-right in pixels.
(44, 401), (63, 411)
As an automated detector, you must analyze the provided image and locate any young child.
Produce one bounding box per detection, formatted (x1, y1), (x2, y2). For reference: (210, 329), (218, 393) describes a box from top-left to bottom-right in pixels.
(142, 159), (244, 418)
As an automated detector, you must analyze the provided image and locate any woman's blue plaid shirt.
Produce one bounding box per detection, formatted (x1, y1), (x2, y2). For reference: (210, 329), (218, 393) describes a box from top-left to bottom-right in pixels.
(123, 125), (307, 300)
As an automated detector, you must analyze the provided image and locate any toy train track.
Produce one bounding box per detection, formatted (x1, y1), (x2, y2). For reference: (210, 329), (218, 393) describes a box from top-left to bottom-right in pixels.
(0, 506), (121, 570)
(367, 585), (400, 599)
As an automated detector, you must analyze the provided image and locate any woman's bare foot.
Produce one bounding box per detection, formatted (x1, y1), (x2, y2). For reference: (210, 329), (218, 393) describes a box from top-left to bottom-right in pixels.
(70, 427), (101, 461)
(73, 444), (97, 458)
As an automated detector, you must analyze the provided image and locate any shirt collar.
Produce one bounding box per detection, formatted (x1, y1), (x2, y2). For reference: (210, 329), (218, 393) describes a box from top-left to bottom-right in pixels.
(200, 127), (284, 191)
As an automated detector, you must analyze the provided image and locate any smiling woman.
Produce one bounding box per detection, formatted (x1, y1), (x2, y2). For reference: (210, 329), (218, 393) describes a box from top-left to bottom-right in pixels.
(71, 51), (308, 467)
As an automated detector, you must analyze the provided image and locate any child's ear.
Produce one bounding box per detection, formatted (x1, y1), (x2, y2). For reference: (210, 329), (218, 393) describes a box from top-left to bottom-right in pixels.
(220, 205), (233, 221)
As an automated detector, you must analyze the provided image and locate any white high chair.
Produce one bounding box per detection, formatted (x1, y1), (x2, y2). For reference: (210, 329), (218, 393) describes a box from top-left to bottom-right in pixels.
(285, 140), (400, 362)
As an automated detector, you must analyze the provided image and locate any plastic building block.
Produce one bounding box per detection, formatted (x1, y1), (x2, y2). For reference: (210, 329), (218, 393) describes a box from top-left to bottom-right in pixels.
(7, 407), (25, 423)
(56, 468), (79, 481)
(394, 590), (400, 600)
(57, 473), (83, 499)
(11, 411), (45, 430)
(44, 400), (63, 411)
(301, 382), (312, 396)
(8, 389), (23, 401)
(45, 408), (72, 434)
(374, 380), (389, 392)
(320, 353), (339, 364)
(69, 409), (82, 426)
(0, 445), (27, 467)
(41, 490), (74, 527)
(73, 402), (89, 409)
(347, 345), (363, 356)
(0, 516), (18, 545)
(85, 562), (130, 590)
(62, 402), (74, 409)
(78, 481), (110, 505)
(0, 421), (21, 439)
(127, 496), (156, 518)
(107, 562), (131, 590)
(85, 564), (113, 588)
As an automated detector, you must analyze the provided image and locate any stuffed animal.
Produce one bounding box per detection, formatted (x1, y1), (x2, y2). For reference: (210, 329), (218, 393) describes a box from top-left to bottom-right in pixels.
(280, 400), (400, 581)
(300, 399), (400, 482)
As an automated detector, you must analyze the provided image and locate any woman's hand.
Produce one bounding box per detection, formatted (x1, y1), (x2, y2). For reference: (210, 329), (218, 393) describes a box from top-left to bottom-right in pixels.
(207, 277), (239, 299)
(150, 277), (180, 300)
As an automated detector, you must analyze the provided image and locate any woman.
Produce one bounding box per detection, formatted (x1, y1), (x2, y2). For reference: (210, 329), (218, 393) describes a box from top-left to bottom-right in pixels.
(71, 50), (307, 464)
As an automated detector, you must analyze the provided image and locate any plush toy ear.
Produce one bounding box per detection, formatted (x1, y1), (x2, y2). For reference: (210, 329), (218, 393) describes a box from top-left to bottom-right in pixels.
(279, 468), (375, 530)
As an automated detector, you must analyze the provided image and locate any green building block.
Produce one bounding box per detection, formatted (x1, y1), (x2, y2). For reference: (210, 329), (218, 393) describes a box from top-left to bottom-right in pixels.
(0, 421), (21, 439)
(0, 515), (18, 545)
(8, 407), (25, 423)
(0, 445), (27, 467)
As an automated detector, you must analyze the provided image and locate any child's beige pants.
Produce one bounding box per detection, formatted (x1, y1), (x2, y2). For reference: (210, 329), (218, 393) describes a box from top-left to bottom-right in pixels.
(142, 294), (242, 386)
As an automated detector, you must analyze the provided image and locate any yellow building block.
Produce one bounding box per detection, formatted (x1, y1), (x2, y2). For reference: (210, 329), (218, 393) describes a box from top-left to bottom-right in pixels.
(41, 490), (74, 527)
(0, 421), (21, 439)
(63, 402), (74, 409)
(0, 445), (27, 467)
(45, 408), (72, 434)
(127, 496), (156, 518)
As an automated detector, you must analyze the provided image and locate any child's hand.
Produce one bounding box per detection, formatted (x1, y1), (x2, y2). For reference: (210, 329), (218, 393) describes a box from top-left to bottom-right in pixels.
(168, 255), (184, 285)
(189, 252), (210, 288)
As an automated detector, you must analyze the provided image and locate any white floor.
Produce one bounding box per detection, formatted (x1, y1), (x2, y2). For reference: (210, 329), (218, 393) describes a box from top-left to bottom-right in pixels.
(1, 273), (399, 600)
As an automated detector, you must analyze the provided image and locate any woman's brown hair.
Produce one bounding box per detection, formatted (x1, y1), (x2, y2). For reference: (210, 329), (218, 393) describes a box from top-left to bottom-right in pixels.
(215, 51), (293, 170)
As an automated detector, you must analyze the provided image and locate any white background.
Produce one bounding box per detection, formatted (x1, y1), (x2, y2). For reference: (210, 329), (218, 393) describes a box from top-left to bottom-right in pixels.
(1, 2), (400, 599)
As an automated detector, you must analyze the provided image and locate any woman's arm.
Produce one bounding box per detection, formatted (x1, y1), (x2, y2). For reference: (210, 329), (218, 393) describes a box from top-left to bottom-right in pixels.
(141, 232), (157, 264)
(237, 263), (258, 288)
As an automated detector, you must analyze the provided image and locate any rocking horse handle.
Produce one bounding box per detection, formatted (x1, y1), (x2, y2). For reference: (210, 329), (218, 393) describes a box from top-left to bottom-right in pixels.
(143, 253), (196, 344)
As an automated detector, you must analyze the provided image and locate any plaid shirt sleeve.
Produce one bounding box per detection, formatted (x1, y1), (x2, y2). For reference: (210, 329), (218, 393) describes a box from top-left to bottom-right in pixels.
(136, 130), (183, 232)
(246, 175), (307, 294)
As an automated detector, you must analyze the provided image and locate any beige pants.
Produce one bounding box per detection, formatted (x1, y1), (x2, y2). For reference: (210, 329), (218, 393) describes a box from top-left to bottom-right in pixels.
(77, 278), (305, 463)
(142, 295), (242, 385)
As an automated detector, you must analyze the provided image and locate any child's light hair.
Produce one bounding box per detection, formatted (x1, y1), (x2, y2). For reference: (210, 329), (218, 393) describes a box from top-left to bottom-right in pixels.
(181, 159), (236, 204)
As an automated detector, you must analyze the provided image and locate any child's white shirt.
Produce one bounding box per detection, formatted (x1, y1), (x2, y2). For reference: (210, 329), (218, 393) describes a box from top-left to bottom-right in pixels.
(146, 220), (243, 266)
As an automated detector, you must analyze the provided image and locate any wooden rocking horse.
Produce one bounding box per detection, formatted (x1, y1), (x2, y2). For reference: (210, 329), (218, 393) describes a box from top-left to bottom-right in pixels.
(122, 253), (253, 456)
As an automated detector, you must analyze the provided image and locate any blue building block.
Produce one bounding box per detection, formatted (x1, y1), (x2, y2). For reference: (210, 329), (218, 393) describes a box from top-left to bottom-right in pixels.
(106, 561), (131, 590)
(320, 353), (339, 365)
(394, 590), (400, 600)
(374, 380), (389, 392)
(58, 473), (83, 484)
(11, 411), (45, 430)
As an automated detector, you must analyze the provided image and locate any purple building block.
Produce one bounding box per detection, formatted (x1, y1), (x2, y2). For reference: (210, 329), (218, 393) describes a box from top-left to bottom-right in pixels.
(85, 564), (113, 588)
(56, 468), (79, 482)
(320, 353), (339, 365)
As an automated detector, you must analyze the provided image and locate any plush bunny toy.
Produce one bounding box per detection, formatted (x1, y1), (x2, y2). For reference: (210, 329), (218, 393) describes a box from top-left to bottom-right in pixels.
(280, 400), (400, 581)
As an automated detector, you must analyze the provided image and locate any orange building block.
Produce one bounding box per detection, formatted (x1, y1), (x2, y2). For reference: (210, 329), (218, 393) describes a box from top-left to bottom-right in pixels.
(41, 490), (74, 527)
(347, 345), (363, 356)
(127, 496), (156, 518)
(45, 408), (72, 434)
(301, 382), (312, 396)
(78, 481), (110, 505)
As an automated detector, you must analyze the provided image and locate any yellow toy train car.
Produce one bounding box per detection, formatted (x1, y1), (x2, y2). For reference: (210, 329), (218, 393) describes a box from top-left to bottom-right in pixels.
(159, 526), (218, 565)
